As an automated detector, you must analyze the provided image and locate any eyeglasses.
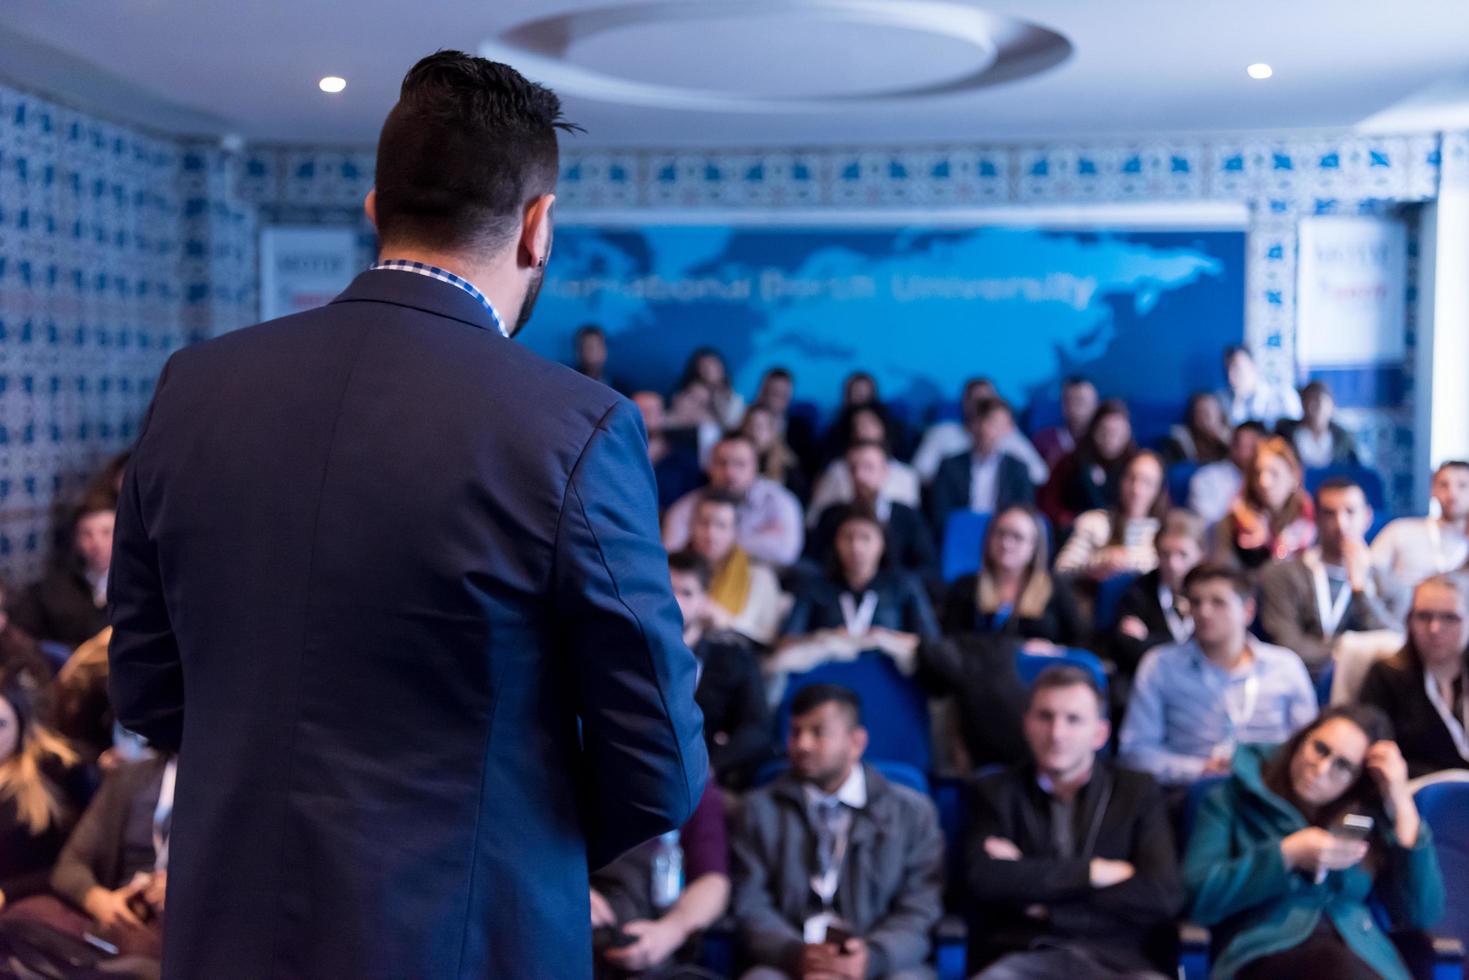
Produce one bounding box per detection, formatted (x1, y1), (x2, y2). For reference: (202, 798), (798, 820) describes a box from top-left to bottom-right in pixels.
(1410, 610), (1464, 627)
(1304, 737), (1362, 780)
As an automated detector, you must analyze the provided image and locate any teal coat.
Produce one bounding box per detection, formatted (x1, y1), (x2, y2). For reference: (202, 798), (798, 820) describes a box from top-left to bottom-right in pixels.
(1182, 744), (1444, 980)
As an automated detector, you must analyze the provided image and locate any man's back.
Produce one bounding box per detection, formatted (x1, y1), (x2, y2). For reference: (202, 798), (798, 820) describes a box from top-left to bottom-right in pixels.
(108, 270), (706, 978)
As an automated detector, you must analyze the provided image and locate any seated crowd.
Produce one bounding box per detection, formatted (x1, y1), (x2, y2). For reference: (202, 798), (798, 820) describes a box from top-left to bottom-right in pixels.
(0, 337), (1462, 979)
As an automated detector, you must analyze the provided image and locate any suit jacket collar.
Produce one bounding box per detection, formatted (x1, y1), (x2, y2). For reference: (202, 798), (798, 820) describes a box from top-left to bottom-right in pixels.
(330, 269), (506, 336)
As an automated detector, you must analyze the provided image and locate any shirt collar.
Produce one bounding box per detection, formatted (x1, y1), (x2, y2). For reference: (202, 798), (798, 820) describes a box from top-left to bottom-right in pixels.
(370, 260), (508, 338)
(804, 764), (868, 810)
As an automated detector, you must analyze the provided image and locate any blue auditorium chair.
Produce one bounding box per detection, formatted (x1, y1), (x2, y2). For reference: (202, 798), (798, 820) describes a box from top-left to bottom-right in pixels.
(771, 649), (931, 772)
(1094, 572), (1140, 632)
(1167, 462), (1201, 510)
(940, 510), (991, 584)
(1415, 779), (1469, 967)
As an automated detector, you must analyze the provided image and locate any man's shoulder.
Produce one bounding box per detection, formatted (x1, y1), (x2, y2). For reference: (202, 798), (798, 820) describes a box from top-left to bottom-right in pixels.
(1258, 556), (1308, 586)
(1251, 639), (1312, 675)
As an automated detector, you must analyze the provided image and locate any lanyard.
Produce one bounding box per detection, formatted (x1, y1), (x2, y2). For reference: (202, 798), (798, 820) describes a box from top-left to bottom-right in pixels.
(153, 758), (177, 871)
(1306, 549), (1354, 638)
(1222, 670), (1261, 738)
(810, 806), (850, 909)
(838, 591), (879, 636)
(1159, 585), (1191, 643)
(1423, 670), (1469, 761)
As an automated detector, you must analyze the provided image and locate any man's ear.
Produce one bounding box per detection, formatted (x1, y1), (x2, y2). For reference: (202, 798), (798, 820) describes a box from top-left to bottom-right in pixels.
(519, 193), (555, 269)
(364, 188), (378, 232)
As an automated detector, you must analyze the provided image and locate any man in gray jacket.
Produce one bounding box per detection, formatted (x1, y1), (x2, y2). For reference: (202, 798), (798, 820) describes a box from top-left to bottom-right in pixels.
(1258, 476), (1409, 678)
(732, 684), (944, 979)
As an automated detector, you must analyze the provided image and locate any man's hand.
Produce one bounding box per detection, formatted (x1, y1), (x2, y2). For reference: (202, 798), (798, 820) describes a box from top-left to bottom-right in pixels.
(589, 888), (616, 929)
(142, 870), (167, 914)
(83, 883), (146, 931)
(1202, 754), (1234, 775)
(1343, 537), (1373, 593)
(1089, 858), (1136, 889)
(800, 938), (867, 979)
(984, 836), (1022, 861)
(602, 918), (686, 972)
(1118, 615), (1150, 641)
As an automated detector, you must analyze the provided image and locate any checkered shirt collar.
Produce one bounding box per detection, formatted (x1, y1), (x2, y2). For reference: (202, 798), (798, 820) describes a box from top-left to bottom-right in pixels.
(369, 259), (508, 338)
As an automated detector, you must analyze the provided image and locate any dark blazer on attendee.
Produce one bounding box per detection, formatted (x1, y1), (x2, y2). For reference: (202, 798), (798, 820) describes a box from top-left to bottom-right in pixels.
(694, 630), (773, 789)
(939, 573), (1087, 647)
(926, 451), (1034, 540)
(782, 569), (941, 641)
(1275, 419), (1363, 467)
(1256, 555), (1408, 675)
(966, 762), (1184, 972)
(1111, 569), (1186, 678)
(107, 269), (708, 980)
(10, 564), (107, 651)
(807, 500), (937, 582)
(1359, 650), (1469, 779)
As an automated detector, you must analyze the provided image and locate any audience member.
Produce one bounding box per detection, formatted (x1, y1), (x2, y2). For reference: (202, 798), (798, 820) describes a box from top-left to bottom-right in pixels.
(1039, 399), (1135, 530)
(754, 367), (819, 477)
(51, 753), (174, 960)
(940, 505), (1084, 648)
(1113, 510), (1206, 680)
(633, 392), (705, 514)
(590, 781), (730, 979)
(668, 551), (772, 788)
(11, 489), (115, 650)
(0, 669), (87, 909)
(1030, 376), (1099, 468)
(49, 627), (114, 765)
(741, 403), (810, 504)
(1119, 564), (1316, 787)
(1372, 460), (1469, 586)
(1277, 380), (1362, 469)
(810, 406), (921, 519)
(825, 372), (916, 464)
(1359, 574), (1469, 779)
(1211, 435), (1315, 570)
(966, 666), (1182, 979)
(1187, 422), (1267, 527)
(731, 685), (944, 980)
(912, 379), (1048, 486)
(573, 323), (623, 391)
(1160, 391), (1230, 466)
(684, 491), (785, 647)
(676, 347), (746, 430)
(915, 633), (1030, 772)
(841, 371), (879, 410)
(1183, 705), (1442, 980)
(926, 398), (1035, 537)
(1055, 449), (1168, 579)
(1216, 345), (1304, 429)
(1258, 477), (1408, 676)
(0, 579), (55, 683)
(664, 434), (804, 568)
(781, 508), (939, 647)
(807, 442), (935, 581)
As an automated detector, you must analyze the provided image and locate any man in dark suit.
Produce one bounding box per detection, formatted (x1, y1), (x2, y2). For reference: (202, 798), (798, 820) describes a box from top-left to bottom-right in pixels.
(107, 52), (707, 980)
(808, 440), (935, 582)
(926, 397), (1035, 539)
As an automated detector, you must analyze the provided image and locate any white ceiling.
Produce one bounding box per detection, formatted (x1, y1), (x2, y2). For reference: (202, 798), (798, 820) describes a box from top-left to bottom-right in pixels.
(2, 0), (1468, 148)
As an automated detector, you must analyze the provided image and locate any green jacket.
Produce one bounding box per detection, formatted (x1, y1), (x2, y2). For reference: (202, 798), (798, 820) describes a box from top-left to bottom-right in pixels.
(1182, 743), (1444, 980)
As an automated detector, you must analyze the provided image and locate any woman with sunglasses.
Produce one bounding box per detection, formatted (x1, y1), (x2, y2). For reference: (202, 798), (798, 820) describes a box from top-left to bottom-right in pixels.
(1183, 705), (1443, 980)
(1360, 573), (1469, 779)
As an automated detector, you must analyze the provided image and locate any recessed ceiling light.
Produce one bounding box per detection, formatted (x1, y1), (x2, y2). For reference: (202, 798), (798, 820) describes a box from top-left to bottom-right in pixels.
(1247, 63), (1273, 80)
(319, 76), (347, 94)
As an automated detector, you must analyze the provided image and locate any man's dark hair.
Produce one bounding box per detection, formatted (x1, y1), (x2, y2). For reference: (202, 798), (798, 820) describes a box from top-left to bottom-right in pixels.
(1233, 420), (1270, 439)
(374, 51), (579, 253)
(667, 550), (712, 592)
(790, 684), (862, 727)
(696, 488), (742, 513)
(1184, 562), (1254, 601)
(1435, 460), (1469, 477)
(1026, 664), (1105, 713)
(1315, 475), (1365, 505)
(1062, 375), (1094, 390)
(714, 432), (758, 456)
(1224, 344), (1252, 365)
(845, 438), (889, 460)
(574, 323), (604, 343)
(1300, 379), (1332, 400)
(763, 367), (794, 384)
(974, 396), (1014, 422)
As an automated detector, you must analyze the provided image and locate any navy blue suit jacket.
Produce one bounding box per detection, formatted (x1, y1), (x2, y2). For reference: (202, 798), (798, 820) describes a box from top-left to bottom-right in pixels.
(925, 451), (1035, 535)
(107, 270), (708, 979)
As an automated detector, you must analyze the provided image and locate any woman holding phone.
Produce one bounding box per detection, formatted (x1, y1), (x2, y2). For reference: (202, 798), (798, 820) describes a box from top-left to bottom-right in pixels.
(1183, 705), (1444, 980)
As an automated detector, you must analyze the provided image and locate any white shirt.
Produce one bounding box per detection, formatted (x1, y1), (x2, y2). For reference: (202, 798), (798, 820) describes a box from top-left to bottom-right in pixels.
(1371, 517), (1469, 587)
(802, 764), (869, 812)
(912, 422), (1049, 485)
(662, 478), (805, 567)
(1188, 461), (1244, 527)
(1218, 384), (1304, 429)
(1292, 427), (1335, 469)
(807, 459), (921, 527)
(969, 452), (1003, 513)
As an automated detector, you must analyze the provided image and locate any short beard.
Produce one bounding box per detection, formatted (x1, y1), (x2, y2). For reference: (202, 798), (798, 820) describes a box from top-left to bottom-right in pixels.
(510, 264), (546, 338)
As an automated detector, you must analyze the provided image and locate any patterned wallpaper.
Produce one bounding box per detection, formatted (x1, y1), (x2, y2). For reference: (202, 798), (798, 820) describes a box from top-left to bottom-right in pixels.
(0, 73), (1452, 579)
(0, 80), (255, 582)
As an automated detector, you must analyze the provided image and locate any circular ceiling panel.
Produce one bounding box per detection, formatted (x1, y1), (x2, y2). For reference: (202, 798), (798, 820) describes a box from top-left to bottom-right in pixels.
(479, 0), (1071, 112)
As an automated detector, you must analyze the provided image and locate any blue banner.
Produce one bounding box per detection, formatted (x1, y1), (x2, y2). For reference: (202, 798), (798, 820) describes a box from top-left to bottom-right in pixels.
(527, 225), (1245, 436)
